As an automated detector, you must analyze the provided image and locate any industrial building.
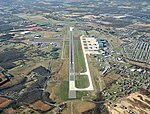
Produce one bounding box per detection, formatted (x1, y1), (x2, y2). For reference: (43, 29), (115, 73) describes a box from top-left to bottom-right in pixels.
(80, 36), (108, 55)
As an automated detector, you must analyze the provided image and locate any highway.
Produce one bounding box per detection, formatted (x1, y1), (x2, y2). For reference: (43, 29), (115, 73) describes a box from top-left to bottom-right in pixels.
(69, 27), (76, 99)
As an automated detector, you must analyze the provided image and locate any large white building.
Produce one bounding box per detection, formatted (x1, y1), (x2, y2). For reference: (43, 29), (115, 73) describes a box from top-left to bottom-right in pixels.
(80, 36), (100, 55)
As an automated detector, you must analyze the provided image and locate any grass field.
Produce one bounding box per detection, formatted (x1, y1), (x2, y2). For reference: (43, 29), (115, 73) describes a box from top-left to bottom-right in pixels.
(74, 39), (86, 73)
(105, 84), (121, 100)
(88, 30), (101, 37)
(38, 31), (61, 39)
(59, 81), (69, 101)
(63, 41), (69, 58)
(16, 14), (58, 25)
(75, 75), (89, 88)
(87, 56), (106, 91)
(106, 84), (120, 93)
(76, 91), (88, 99)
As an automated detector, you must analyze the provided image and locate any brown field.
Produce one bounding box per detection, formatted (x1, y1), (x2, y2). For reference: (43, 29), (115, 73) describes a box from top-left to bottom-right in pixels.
(31, 100), (51, 111)
(46, 82), (61, 103)
(103, 71), (120, 87)
(0, 97), (13, 108)
(73, 101), (96, 114)
(0, 81), (12, 88)
(128, 22), (150, 29)
(62, 101), (96, 114)
(3, 108), (18, 114)
(23, 26), (43, 31)
(49, 59), (63, 75)
(125, 59), (150, 69)
(61, 102), (71, 114)
(63, 41), (69, 59)
(52, 59), (69, 81)
(0, 97), (8, 104)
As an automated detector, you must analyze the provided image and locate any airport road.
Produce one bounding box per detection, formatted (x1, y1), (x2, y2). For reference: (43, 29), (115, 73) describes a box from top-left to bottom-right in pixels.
(69, 27), (76, 99)
(68, 29), (94, 99)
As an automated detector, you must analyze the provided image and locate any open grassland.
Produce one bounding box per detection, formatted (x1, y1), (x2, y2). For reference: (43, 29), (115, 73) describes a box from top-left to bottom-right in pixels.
(63, 41), (69, 59)
(74, 39), (86, 73)
(16, 14), (58, 25)
(59, 81), (69, 101)
(75, 75), (89, 88)
(38, 31), (62, 39)
(46, 81), (69, 103)
(76, 91), (88, 99)
(53, 59), (69, 81)
(88, 30), (101, 36)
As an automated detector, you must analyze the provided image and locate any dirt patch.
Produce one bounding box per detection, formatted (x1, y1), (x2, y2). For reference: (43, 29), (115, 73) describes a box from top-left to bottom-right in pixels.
(103, 71), (120, 87)
(125, 59), (150, 69)
(31, 100), (51, 111)
(62, 102), (71, 114)
(3, 108), (17, 114)
(0, 97), (13, 108)
(73, 101), (96, 114)
(46, 82), (62, 103)
(0, 81), (12, 88)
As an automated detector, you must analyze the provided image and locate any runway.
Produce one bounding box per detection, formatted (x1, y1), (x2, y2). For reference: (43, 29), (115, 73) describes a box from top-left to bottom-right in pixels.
(69, 27), (76, 99)
(68, 28), (94, 99)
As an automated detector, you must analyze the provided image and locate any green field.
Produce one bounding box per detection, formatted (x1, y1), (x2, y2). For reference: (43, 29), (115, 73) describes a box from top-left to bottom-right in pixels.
(16, 14), (58, 25)
(105, 84), (121, 100)
(74, 39), (86, 73)
(63, 41), (69, 58)
(75, 75), (89, 88)
(76, 91), (88, 99)
(59, 81), (69, 101)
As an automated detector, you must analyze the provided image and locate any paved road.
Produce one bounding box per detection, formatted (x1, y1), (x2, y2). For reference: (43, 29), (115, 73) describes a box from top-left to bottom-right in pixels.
(69, 27), (76, 99)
